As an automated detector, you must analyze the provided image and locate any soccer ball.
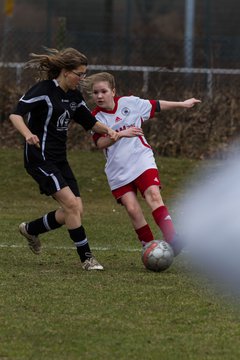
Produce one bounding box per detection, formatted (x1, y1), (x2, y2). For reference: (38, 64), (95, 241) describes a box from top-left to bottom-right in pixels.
(142, 240), (174, 272)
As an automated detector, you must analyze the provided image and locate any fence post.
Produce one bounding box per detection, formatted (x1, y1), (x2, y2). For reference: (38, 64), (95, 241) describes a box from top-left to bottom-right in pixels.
(46, 0), (53, 47)
(207, 70), (213, 98)
(142, 70), (149, 95)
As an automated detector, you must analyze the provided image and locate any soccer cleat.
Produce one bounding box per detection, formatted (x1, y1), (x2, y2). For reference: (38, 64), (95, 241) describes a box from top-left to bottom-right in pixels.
(82, 257), (104, 271)
(169, 235), (184, 257)
(19, 222), (41, 255)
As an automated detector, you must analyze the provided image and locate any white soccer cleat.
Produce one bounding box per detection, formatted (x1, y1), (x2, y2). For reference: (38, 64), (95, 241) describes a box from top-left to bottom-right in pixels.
(82, 257), (104, 271)
(19, 222), (41, 255)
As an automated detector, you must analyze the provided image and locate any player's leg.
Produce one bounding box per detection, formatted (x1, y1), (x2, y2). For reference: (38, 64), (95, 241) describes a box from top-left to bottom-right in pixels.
(135, 169), (182, 256)
(144, 185), (182, 256)
(19, 208), (63, 255)
(20, 162), (102, 268)
(19, 164), (67, 254)
(22, 197), (82, 238)
(119, 191), (154, 247)
(53, 187), (103, 270)
(22, 209), (63, 236)
(144, 185), (175, 240)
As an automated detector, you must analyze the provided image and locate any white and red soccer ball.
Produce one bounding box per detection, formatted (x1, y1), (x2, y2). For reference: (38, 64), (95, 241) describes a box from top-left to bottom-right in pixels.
(142, 240), (174, 272)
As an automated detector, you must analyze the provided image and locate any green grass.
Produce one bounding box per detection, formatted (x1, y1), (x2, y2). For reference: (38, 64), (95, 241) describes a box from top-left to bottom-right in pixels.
(1, 149), (240, 360)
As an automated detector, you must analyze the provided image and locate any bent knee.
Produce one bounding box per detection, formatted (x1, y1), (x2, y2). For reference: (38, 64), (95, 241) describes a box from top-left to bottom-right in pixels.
(65, 196), (81, 215)
(145, 187), (163, 205)
(125, 204), (142, 221)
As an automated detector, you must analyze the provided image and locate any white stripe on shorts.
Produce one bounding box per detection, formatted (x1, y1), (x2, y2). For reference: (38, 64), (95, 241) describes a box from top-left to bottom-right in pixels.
(38, 167), (61, 192)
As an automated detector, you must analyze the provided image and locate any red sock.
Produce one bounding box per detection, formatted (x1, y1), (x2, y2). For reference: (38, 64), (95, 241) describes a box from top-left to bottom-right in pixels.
(152, 206), (176, 243)
(135, 224), (154, 247)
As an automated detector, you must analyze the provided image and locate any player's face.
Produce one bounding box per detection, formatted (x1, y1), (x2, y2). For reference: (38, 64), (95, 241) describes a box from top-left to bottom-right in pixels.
(66, 65), (87, 90)
(92, 81), (115, 110)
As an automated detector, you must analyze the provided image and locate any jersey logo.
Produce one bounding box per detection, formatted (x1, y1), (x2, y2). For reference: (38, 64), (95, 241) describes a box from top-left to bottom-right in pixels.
(115, 116), (122, 123)
(70, 102), (77, 111)
(121, 107), (130, 116)
(57, 110), (71, 131)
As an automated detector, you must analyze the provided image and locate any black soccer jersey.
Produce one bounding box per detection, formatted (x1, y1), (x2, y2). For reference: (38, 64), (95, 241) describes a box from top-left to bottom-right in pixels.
(13, 79), (97, 166)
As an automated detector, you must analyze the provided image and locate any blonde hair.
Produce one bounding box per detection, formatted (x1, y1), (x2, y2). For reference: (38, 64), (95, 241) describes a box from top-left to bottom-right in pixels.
(25, 47), (88, 80)
(83, 72), (116, 95)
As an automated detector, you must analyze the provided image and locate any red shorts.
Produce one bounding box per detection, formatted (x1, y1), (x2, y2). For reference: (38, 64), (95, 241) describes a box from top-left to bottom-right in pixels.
(112, 168), (161, 203)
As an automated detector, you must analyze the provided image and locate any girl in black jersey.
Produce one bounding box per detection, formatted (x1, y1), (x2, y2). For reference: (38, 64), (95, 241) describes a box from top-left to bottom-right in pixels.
(9, 47), (119, 270)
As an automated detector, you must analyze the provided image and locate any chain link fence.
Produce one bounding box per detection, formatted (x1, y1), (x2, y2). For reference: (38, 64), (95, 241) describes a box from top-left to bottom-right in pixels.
(0, 0), (239, 94)
(0, 0), (240, 158)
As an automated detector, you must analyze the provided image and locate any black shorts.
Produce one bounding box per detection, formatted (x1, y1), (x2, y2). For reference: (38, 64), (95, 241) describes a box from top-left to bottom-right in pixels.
(26, 161), (80, 197)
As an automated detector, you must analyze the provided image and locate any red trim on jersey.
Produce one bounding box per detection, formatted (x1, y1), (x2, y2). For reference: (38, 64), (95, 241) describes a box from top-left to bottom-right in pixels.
(149, 100), (157, 118)
(92, 132), (106, 145)
(92, 97), (122, 115)
(91, 97), (122, 145)
(139, 118), (152, 148)
(92, 97), (157, 116)
(138, 136), (152, 149)
(92, 97), (157, 146)
(91, 107), (101, 116)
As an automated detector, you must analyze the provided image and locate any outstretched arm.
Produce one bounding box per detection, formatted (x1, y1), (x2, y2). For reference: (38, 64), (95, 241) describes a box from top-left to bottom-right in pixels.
(159, 98), (201, 110)
(96, 126), (143, 150)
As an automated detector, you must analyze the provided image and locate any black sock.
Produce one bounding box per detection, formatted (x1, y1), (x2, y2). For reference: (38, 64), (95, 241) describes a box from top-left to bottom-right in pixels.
(27, 210), (62, 235)
(68, 226), (92, 262)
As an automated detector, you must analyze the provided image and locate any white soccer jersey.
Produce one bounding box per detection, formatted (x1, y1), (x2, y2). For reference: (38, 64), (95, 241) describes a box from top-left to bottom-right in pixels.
(92, 96), (158, 190)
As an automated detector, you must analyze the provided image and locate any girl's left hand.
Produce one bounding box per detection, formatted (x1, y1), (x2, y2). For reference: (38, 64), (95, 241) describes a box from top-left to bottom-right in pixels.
(183, 98), (201, 108)
(120, 127), (144, 138)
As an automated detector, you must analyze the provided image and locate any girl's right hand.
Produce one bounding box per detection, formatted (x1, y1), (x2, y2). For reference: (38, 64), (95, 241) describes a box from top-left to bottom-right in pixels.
(26, 134), (40, 148)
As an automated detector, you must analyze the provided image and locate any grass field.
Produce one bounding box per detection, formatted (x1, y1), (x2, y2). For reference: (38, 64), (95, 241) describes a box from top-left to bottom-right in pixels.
(1, 149), (240, 360)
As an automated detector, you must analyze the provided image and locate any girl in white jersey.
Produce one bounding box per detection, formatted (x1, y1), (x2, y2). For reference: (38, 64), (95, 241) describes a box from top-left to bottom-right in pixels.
(86, 72), (201, 256)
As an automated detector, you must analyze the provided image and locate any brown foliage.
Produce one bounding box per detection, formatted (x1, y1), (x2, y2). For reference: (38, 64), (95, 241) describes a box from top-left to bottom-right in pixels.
(144, 92), (240, 159)
(1, 85), (240, 159)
